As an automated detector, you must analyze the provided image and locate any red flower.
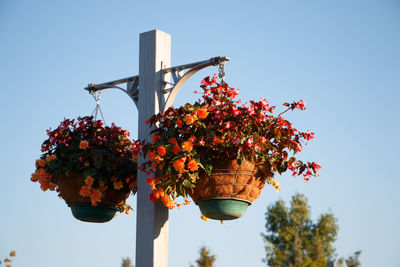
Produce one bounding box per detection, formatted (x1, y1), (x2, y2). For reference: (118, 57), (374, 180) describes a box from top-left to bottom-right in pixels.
(296, 99), (306, 110)
(245, 138), (254, 148)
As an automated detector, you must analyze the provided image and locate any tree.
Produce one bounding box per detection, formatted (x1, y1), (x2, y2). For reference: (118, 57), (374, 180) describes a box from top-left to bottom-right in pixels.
(121, 257), (133, 267)
(190, 246), (216, 267)
(344, 250), (362, 267)
(262, 194), (341, 267)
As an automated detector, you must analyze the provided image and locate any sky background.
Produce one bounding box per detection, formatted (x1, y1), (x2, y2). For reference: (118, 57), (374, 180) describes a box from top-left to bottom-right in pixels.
(1, 1), (399, 266)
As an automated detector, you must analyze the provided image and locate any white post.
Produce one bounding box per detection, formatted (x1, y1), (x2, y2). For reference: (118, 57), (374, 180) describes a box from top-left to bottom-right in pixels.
(136, 30), (171, 267)
(327, 262), (339, 267)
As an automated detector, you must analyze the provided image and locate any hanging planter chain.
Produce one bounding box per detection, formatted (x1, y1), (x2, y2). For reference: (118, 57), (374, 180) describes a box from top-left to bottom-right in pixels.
(90, 91), (106, 125)
(218, 61), (226, 84)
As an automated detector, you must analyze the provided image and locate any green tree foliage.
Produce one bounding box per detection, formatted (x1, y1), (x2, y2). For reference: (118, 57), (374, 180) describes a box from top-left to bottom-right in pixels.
(262, 194), (339, 267)
(121, 257), (133, 267)
(190, 246), (216, 267)
(344, 250), (362, 267)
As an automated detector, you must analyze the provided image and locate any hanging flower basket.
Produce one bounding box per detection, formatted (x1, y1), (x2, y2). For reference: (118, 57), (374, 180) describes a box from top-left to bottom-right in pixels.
(189, 160), (268, 220)
(142, 75), (321, 221)
(31, 116), (141, 223)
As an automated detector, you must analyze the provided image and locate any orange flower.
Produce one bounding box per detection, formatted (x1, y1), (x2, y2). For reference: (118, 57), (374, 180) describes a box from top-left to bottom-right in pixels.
(113, 180), (123, 190)
(154, 155), (163, 163)
(79, 185), (91, 197)
(271, 179), (281, 192)
(147, 177), (156, 189)
(182, 141), (193, 152)
(151, 188), (164, 200)
(39, 179), (50, 191)
(150, 192), (158, 202)
(161, 195), (176, 209)
(157, 187), (165, 198)
(4, 258), (11, 263)
(90, 189), (102, 206)
(173, 157), (186, 173)
(79, 140), (89, 150)
(183, 114), (198, 125)
(147, 151), (157, 162)
(197, 107), (209, 119)
(31, 172), (40, 182)
(39, 168), (48, 179)
(200, 214), (209, 222)
(152, 134), (160, 144)
(10, 251), (16, 257)
(46, 154), (56, 162)
(157, 146), (167, 156)
(170, 137), (177, 144)
(213, 136), (222, 144)
(172, 145), (181, 155)
(161, 196), (170, 207)
(176, 118), (183, 128)
(85, 176), (94, 186)
(48, 182), (56, 191)
(150, 163), (158, 172)
(187, 158), (198, 172)
(159, 162), (165, 170)
(38, 159), (46, 167)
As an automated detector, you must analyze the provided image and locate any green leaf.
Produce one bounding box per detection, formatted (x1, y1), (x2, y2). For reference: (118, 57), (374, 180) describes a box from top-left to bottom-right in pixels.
(83, 168), (97, 178)
(182, 179), (195, 188)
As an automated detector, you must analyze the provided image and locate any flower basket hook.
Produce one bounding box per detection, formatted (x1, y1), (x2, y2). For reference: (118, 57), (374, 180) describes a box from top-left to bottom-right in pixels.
(90, 91), (106, 125)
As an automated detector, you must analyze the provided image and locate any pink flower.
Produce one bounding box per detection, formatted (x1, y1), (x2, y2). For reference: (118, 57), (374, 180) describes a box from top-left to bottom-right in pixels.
(245, 138), (254, 148)
(259, 98), (269, 110)
(254, 144), (262, 152)
(296, 143), (302, 152)
(311, 162), (322, 176)
(296, 99), (306, 110)
(198, 138), (205, 146)
(303, 130), (314, 141)
(225, 121), (232, 129)
(232, 107), (241, 116)
(247, 106), (255, 116)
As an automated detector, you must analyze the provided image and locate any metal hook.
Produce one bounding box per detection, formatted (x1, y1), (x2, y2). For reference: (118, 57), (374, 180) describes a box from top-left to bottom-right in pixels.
(90, 91), (106, 125)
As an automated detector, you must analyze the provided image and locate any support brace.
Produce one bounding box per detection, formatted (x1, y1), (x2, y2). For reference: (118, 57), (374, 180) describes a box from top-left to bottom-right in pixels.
(84, 56), (230, 110)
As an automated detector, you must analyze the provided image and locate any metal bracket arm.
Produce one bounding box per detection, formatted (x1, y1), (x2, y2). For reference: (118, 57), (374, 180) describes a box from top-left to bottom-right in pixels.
(161, 56), (230, 112)
(83, 56), (230, 110)
(85, 75), (139, 105)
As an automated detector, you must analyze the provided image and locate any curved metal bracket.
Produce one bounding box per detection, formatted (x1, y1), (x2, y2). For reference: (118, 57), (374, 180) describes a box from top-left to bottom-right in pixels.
(85, 76), (139, 108)
(84, 56), (230, 112)
(161, 56), (230, 112)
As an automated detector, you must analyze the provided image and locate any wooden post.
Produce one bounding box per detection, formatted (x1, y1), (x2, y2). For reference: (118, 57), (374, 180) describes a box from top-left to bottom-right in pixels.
(136, 29), (171, 267)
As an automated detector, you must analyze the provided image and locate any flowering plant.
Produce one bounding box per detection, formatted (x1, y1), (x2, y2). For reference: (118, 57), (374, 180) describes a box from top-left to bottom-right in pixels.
(142, 75), (321, 209)
(31, 116), (141, 211)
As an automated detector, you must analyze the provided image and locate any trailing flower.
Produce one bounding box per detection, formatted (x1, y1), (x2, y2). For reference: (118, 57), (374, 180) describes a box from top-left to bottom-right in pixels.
(142, 75), (321, 209)
(31, 116), (141, 212)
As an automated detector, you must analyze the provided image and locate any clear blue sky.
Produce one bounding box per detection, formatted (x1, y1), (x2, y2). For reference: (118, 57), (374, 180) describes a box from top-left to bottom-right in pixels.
(1, 1), (399, 266)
